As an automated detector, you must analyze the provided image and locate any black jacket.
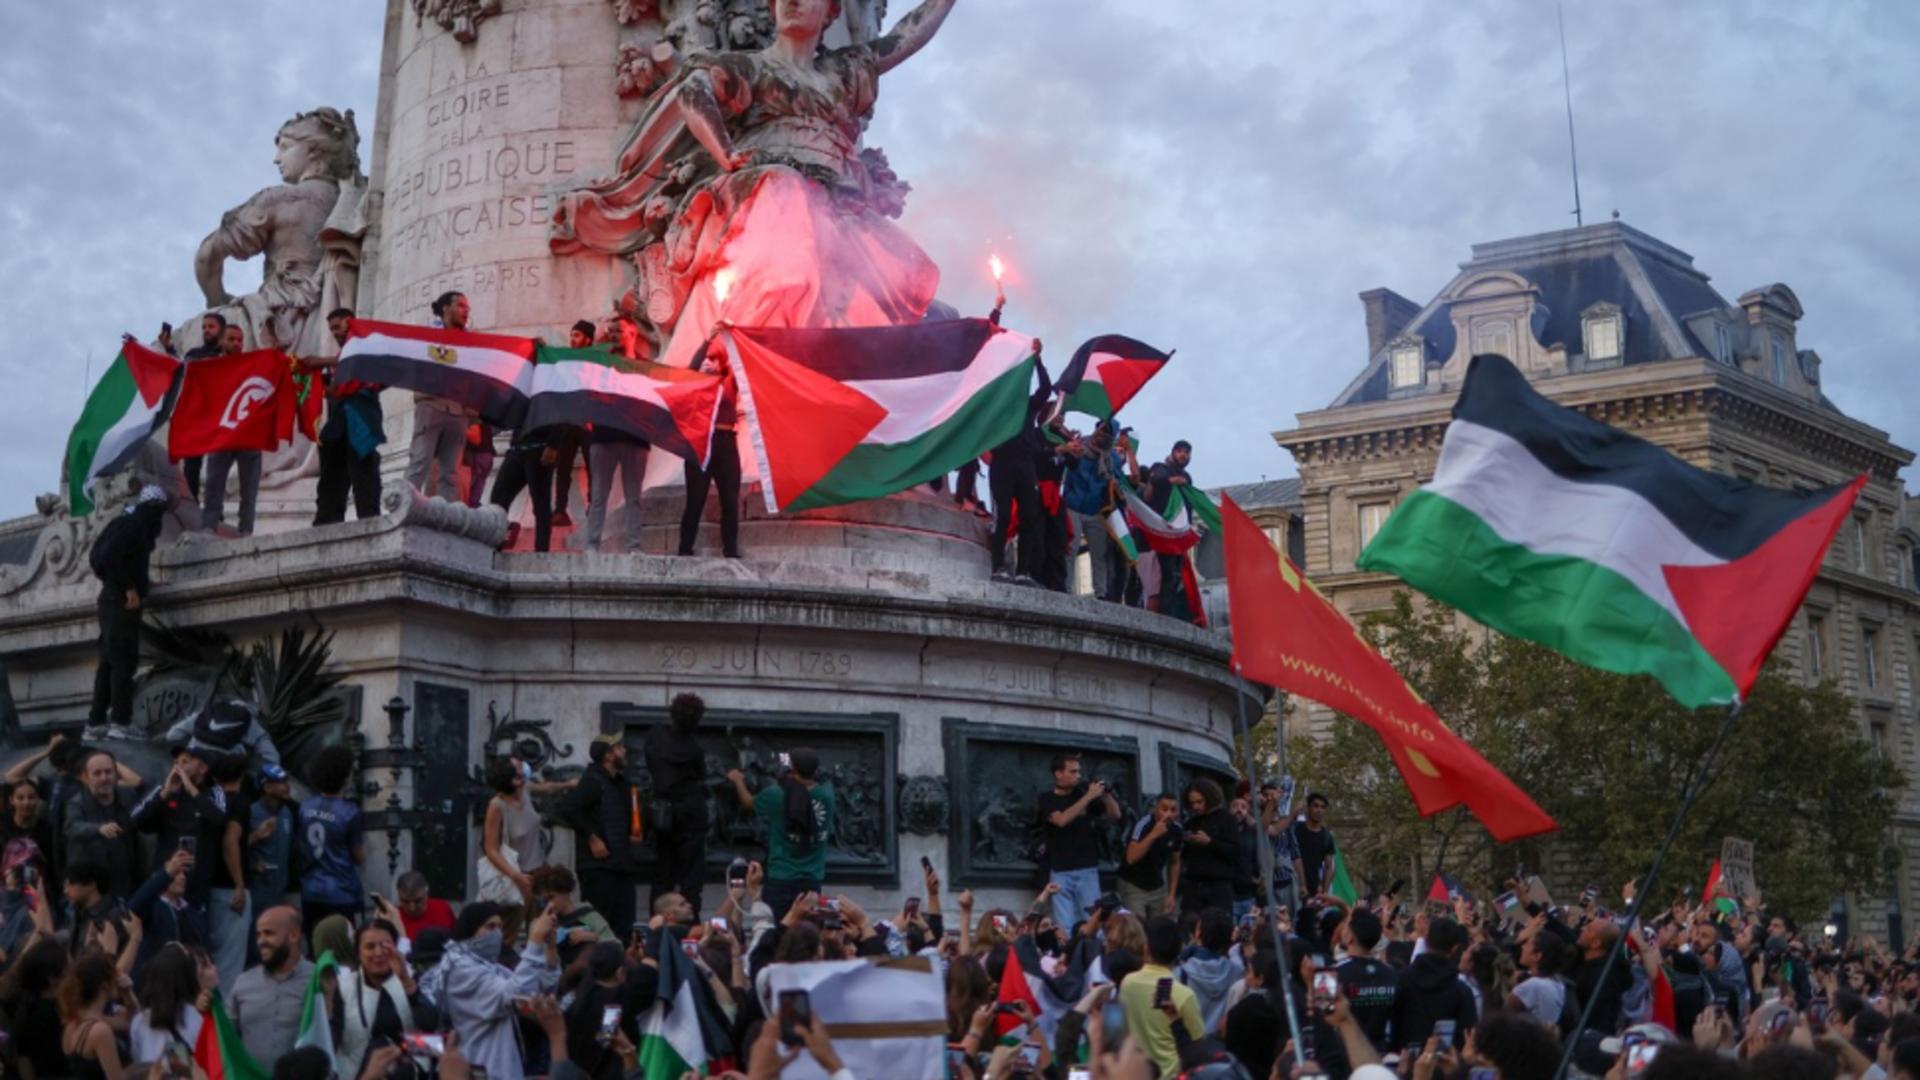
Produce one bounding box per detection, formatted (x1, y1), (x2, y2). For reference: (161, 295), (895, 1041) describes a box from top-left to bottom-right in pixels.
(89, 503), (166, 596)
(1180, 807), (1236, 885)
(562, 764), (638, 874)
(1390, 951), (1478, 1051)
(1228, 816), (1259, 900)
(643, 726), (707, 823)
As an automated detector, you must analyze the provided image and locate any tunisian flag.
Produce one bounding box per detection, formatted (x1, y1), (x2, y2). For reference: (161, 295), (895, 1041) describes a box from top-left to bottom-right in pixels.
(1223, 495), (1556, 842)
(169, 349), (298, 458)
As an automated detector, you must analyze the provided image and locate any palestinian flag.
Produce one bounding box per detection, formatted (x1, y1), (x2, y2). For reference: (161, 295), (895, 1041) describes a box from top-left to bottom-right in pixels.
(293, 951), (338, 1064)
(337, 319), (535, 427)
(635, 930), (717, 1079)
(64, 342), (181, 515)
(1328, 851), (1358, 906)
(1122, 488), (1202, 555)
(194, 991), (268, 1080)
(524, 345), (723, 464)
(993, 936), (1089, 1044)
(724, 319), (1038, 512)
(1105, 507), (1142, 563)
(1427, 874), (1471, 904)
(1055, 334), (1173, 420)
(1358, 355), (1866, 709)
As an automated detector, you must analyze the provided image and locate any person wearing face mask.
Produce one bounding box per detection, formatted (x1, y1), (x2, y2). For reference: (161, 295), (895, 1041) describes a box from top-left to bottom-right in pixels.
(417, 900), (560, 1080)
(328, 919), (440, 1080)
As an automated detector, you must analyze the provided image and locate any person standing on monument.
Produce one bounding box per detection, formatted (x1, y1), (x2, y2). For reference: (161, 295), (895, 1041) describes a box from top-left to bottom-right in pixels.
(988, 343), (1052, 586)
(83, 486), (169, 740)
(551, 318), (599, 528)
(311, 307), (383, 524)
(406, 291), (475, 501)
(488, 414), (568, 552)
(1144, 440), (1195, 617)
(583, 316), (650, 553)
(1036, 752), (1119, 931)
(559, 734), (641, 939)
(200, 323), (264, 536)
(180, 312), (227, 500)
(678, 339), (742, 559)
(643, 693), (710, 920)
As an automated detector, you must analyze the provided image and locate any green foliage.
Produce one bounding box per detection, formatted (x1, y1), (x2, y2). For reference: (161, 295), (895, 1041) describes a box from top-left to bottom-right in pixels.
(141, 618), (350, 763)
(1285, 591), (1901, 925)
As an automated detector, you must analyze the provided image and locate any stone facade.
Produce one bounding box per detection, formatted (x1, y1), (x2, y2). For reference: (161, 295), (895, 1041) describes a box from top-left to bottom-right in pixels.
(0, 487), (1251, 916)
(1272, 222), (1919, 937)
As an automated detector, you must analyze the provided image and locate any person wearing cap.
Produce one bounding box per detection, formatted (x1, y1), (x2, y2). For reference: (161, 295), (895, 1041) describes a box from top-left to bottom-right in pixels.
(247, 763), (296, 920)
(724, 748), (835, 922)
(83, 485), (170, 740)
(129, 742), (229, 910)
(558, 733), (642, 938)
(164, 698), (282, 771)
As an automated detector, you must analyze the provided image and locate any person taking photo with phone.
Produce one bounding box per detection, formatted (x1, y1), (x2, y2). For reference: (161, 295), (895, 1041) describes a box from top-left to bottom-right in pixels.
(1117, 915), (1203, 1080)
(1036, 754), (1120, 933)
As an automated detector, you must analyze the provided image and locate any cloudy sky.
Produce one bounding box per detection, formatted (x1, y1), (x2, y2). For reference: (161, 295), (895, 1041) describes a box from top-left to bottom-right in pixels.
(3, 0), (1916, 512)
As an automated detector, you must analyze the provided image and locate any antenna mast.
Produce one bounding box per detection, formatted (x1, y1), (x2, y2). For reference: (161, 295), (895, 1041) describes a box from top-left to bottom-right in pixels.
(1557, 1), (1583, 226)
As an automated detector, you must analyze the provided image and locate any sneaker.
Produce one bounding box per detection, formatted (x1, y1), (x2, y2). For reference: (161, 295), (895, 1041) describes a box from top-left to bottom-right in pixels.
(81, 724), (110, 743)
(551, 510), (574, 527)
(105, 724), (135, 741)
(1011, 573), (1042, 588)
(991, 570), (1014, 583)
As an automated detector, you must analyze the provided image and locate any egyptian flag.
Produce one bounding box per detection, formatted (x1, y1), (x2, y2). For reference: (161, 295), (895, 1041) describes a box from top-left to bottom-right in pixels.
(1225, 496), (1557, 842)
(723, 319), (1038, 512)
(1055, 334), (1173, 420)
(168, 349), (299, 459)
(524, 346), (724, 464)
(337, 319), (535, 427)
(1359, 355), (1865, 709)
(64, 340), (180, 515)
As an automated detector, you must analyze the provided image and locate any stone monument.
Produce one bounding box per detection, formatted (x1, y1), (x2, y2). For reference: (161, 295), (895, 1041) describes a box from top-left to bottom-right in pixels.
(0, 0), (1258, 916)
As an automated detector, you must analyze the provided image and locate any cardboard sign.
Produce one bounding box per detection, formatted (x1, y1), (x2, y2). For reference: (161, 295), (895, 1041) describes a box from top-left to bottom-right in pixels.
(1721, 837), (1758, 899)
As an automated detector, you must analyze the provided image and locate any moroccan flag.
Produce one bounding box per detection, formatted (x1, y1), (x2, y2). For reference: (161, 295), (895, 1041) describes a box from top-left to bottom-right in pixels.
(524, 346), (723, 464)
(337, 319), (535, 427)
(65, 341), (181, 515)
(168, 349), (298, 459)
(636, 931), (721, 1079)
(1358, 355), (1866, 709)
(1224, 495), (1557, 842)
(1055, 334), (1173, 420)
(194, 991), (268, 1080)
(724, 319), (1038, 512)
(1328, 851), (1358, 906)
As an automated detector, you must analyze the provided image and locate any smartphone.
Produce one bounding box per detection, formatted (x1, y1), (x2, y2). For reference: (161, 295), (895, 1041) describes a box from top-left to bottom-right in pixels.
(904, 897), (921, 919)
(1153, 977), (1172, 1008)
(19, 865), (36, 888)
(630, 923), (648, 948)
(1311, 970), (1340, 1011)
(1769, 1008), (1793, 1035)
(402, 1032), (446, 1057)
(512, 997), (535, 1015)
(727, 857), (749, 889)
(993, 914), (1012, 933)
(921, 855), (935, 875)
(946, 1047), (973, 1075)
(1094, 892), (1121, 915)
(1067, 1069), (1093, 1080)
(778, 752), (792, 768)
(177, 836), (197, 856)
(777, 988), (811, 1046)
(1014, 1044), (1042, 1068)
(1625, 1041), (1659, 1075)
(1433, 1019), (1456, 1046)
(681, 940), (700, 960)
(1809, 1001), (1829, 1034)
(1580, 884), (1599, 906)
(597, 1004), (622, 1044)
(1385, 879), (1405, 898)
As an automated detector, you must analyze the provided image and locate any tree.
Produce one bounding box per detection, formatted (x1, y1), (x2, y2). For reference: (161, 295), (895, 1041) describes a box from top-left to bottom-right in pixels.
(1285, 591), (1901, 925)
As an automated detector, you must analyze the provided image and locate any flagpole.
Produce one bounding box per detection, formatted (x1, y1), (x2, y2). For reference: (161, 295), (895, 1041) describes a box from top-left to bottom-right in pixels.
(1234, 674), (1308, 1070)
(1550, 698), (1745, 1080)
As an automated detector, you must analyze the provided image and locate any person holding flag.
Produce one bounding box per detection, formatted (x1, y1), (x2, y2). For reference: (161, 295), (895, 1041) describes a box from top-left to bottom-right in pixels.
(198, 323), (266, 536)
(310, 307), (384, 525)
(1143, 440), (1196, 617)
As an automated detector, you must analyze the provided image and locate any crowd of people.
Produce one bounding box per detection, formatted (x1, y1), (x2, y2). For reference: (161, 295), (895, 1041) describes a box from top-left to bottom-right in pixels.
(136, 293), (1206, 625)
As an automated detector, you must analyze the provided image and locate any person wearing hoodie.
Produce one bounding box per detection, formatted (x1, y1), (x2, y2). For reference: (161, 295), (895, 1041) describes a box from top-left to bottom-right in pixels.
(1175, 908), (1244, 1033)
(84, 486), (169, 740)
(645, 693), (711, 919)
(418, 900), (560, 1080)
(1177, 779), (1235, 918)
(1389, 916), (1477, 1052)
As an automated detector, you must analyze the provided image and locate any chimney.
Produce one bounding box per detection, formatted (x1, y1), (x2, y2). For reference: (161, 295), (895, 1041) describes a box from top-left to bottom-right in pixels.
(1360, 288), (1421, 359)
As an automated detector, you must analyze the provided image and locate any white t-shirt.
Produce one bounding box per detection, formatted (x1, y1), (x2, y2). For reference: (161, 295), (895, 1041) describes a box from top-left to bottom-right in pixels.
(1514, 974), (1565, 1027)
(129, 1008), (204, 1066)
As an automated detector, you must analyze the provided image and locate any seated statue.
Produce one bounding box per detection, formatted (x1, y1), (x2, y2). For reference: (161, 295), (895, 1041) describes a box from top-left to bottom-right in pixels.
(182, 107), (368, 361)
(553, 0), (958, 368)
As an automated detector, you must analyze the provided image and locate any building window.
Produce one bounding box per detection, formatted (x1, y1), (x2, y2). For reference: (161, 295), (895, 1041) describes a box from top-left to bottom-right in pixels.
(1714, 322), (1733, 364)
(1854, 516), (1870, 573)
(1807, 614), (1827, 680)
(1772, 335), (1790, 386)
(1862, 623), (1881, 689)
(1583, 304), (1623, 363)
(1870, 715), (1889, 761)
(1358, 503), (1392, 552)
(1389, 342), (1423, 389)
